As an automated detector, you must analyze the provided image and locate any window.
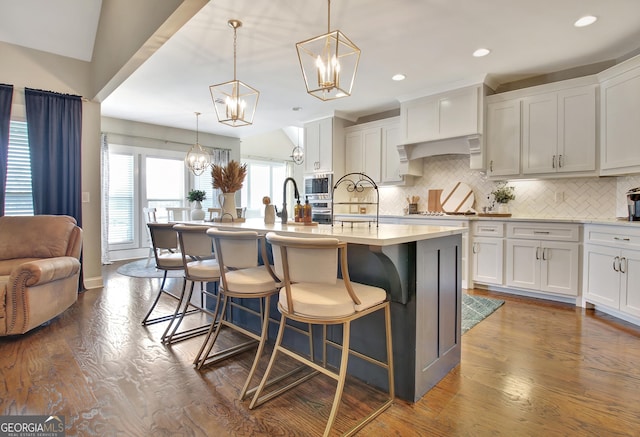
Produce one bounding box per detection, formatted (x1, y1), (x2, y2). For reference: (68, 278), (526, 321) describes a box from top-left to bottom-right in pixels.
(4, 120), (34, 215)
(107, 144), (186, 253)
(241, 158), (288, 218)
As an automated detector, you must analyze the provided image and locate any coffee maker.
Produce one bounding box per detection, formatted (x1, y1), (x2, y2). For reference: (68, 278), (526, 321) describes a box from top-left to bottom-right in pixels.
(627, 187), (640, 221)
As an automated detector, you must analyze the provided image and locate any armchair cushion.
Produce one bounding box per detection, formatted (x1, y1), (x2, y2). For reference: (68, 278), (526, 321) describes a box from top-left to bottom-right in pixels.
(0, 215), (83, 335)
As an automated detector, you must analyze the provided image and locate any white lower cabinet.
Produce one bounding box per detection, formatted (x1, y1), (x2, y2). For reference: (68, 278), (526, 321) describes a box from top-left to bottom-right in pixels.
(505, 223), (580, 296)
(583, 225), (640, 319)
(471, 222), (504, 285)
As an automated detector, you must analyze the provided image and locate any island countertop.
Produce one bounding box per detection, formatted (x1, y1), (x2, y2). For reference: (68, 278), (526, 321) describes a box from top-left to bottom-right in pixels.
(197, 218), (467, 246)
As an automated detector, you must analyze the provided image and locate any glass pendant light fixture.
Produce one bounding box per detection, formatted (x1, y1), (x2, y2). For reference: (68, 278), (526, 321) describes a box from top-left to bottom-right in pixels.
(296, 0), (361, 101)
(210, 19), (259, 127)
(290, 127), (304, 165)
(184, 112), (211, 175)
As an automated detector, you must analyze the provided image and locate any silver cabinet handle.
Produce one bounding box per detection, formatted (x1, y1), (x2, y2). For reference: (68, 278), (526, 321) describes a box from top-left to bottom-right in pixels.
(534, 231), (551, 234)
(490, 160), (494, 172)
(558, 154), (563, 168)
(613, 256), (620, 272)
(552, 155), (556, 169)
(536, 247), (541, 260)
(614, 236), (631, 241)
(620, 257), (627, 274)
(542, 247), (548, 261)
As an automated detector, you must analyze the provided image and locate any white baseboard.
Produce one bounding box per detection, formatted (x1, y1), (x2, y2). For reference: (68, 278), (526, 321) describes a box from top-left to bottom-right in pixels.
(83, 275), (103, 290)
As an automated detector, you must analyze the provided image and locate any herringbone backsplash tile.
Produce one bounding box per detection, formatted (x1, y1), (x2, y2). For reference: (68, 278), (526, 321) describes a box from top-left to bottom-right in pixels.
(379, 155), (638, 219)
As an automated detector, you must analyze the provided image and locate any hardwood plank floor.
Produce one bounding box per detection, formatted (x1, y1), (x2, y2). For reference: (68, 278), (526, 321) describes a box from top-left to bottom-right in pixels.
(2, 262), (640, 436)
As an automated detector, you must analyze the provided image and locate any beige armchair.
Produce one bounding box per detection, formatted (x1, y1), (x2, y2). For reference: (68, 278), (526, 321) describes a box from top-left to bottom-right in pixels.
(0, 215), (83, 336)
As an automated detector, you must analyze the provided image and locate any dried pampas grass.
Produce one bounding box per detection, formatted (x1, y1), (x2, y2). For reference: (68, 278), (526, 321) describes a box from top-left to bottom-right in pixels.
(211, 160), (247, 193)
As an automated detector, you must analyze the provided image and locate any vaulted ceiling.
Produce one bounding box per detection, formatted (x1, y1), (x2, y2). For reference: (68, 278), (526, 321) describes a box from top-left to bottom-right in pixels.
(2, 0), (640, 140)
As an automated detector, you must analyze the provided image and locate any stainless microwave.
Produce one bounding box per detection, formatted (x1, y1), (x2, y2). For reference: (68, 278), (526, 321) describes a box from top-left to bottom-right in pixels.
(304, 173), (332, 196)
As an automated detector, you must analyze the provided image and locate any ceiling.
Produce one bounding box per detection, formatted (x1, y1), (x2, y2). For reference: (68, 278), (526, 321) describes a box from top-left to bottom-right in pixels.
(3, 0), (640, 141)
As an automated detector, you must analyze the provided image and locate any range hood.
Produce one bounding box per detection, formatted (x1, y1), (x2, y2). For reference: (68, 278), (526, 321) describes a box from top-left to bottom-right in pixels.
(396, 134), (481, 163)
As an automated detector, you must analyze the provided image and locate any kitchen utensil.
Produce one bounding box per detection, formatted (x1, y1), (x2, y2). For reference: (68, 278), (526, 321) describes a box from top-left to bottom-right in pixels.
(440, 182), (475, 213)
(428, 189), (443, 212)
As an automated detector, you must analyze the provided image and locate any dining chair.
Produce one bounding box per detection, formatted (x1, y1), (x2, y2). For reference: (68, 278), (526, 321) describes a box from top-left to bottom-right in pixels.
(207, 208), (221, 221)
(250, 232), (395, 437)
(194, 228), (281, 400)
(142, 207), (157, 267)
(166, 207), (191, 221)
(142, 222), (186, 326)
(162, 224), (222, 344)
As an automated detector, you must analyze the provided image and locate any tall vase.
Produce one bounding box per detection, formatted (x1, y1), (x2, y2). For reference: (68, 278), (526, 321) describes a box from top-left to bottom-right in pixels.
(264, 204), (275, 224)
(218, 192), (237, 220)
(191, 200), (205, 220)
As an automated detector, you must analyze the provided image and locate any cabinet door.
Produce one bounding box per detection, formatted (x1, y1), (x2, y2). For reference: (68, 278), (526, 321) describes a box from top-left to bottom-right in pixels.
(584, 244), (621, 308)
(540, 241), (579, 295)
(363, 127), (381, 182)
(601, 68), (640, 171)
(471, 237), (504, 285)
(304, 120), (320, 173)
(486, 99), (521, 177)
(506, 239), (540, 290)
(345, 131), (364, 174)
(522, 92), (557, 174)
(620, 249), (640, 317)
(317, 117), (334, 173)
(381, 124), (402, 183)
(558, 86), (596, 173)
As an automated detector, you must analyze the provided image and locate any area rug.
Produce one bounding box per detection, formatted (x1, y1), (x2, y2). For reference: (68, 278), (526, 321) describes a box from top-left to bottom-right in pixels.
(116, 259), (184, 279)
(462, 294), (504, 334)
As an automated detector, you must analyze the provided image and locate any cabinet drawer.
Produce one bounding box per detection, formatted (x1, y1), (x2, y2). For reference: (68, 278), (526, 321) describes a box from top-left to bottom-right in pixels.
(472, 221), (505, 237)
(507, 223), (580, 242)
(584, 224), (640, 249)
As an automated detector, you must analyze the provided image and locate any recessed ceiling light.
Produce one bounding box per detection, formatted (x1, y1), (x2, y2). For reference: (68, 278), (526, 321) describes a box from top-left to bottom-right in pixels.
(292, 106), (303, 111)
(574, 15), (597, 27)
(473, 48), (491, 57)
(392, 74), (406, 81)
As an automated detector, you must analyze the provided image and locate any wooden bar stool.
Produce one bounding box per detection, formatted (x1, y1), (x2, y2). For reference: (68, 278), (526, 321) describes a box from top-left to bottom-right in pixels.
(250, 232), (395, 437)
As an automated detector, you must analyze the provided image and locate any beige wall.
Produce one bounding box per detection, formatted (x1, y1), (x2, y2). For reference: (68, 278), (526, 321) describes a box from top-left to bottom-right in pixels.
(0, 41), (103, 288)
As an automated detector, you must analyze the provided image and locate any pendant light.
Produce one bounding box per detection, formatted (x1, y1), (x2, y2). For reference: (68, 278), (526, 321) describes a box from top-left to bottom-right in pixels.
(290, 127), (304, 165)
(296, 0), (361, 101)
(184, 112), (211, 175)
(210, 19), (259, 127)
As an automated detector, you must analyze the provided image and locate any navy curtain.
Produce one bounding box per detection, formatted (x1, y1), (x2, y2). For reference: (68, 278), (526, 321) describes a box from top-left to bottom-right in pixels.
(0, 84), (14, 216)
(24, 88), (82, 226)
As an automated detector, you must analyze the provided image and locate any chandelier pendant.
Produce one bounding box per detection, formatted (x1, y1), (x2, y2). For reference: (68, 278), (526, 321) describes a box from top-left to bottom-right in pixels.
(185, 112), (211, 176)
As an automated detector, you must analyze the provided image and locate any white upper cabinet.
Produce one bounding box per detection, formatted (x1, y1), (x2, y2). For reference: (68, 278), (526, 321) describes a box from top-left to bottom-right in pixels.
(522, 85), (596, 175)
(485, 98), (521, 177)
(400, 85), (481, 145)
(304, 117), (349, 175)
(599, 55), (640, 175)
(345, 127), (381, 182)
(486, 76), (597, 179)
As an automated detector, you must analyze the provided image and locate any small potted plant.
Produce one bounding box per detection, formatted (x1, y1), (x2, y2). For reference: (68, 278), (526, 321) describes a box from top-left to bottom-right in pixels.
(490, 182), (515, 214)
(187, 189), (206, 220)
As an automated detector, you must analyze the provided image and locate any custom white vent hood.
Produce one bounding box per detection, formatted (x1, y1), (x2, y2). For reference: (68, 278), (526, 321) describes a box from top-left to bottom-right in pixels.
(395, 84), (485, 172)
(396, 134), (481, 161)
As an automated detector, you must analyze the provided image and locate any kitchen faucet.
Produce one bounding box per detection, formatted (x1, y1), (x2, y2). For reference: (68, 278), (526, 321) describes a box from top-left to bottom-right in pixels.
(275, 177), (300, 224)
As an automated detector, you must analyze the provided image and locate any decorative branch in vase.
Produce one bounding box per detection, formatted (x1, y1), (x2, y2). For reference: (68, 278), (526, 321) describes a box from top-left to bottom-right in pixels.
(211, 160), (247, 219)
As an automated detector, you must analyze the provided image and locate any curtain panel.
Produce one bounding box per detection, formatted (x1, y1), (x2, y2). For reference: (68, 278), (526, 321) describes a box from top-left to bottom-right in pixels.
(24, 88), (82, 225)
(0, 84), (14, 216)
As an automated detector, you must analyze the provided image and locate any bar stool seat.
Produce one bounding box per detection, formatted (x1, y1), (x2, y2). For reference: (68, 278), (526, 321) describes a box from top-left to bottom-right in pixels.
(250, 232), (394, 437)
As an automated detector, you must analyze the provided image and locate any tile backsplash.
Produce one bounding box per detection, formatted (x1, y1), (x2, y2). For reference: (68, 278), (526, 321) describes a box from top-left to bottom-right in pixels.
(378, 155), (640, 219)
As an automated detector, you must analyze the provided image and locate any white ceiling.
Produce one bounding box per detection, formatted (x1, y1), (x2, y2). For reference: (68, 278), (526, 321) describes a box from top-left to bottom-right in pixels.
(3, 0), (640, 140)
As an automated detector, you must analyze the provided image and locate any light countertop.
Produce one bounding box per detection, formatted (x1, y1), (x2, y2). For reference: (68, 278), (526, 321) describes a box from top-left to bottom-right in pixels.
(336, 213), (640, 227)
(190, 218), (466, 247)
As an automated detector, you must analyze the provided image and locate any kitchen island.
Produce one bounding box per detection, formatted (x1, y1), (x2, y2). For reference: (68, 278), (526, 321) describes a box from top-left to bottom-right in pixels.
(200, 218), (467, 402)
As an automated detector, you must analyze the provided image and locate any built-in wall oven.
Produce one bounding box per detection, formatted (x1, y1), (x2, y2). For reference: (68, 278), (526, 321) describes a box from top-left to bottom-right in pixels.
(304, 173), (333, 224)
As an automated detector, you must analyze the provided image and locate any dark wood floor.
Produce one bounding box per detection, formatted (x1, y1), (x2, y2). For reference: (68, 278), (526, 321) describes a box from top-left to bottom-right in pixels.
(2, 261), (640, 436)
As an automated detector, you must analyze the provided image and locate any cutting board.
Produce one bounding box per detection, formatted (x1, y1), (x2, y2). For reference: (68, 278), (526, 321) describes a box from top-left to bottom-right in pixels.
(440, 182), (475, 213)
(428, 189), (443, 212)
